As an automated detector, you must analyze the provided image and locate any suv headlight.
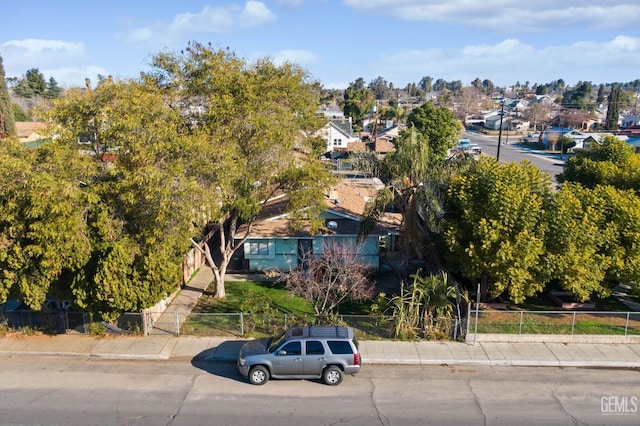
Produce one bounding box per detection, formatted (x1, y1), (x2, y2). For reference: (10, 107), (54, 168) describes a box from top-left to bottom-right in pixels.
(238, 357), (246, 366)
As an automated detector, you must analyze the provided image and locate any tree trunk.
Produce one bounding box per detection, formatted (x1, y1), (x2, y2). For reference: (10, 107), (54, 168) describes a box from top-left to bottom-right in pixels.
(194, 214), (254, 300)
(201, 236), (227, 299)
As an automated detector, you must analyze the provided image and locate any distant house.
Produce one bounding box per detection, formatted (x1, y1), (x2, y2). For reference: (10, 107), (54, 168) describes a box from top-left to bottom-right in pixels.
(15, 121), (48, 145)
(316, 108), (345, 120)
(541, 128), (622, 150)
(316, 118), (360, 153)
(529, 95), (553, 106)
(621, 116), (640, 129)
(507, 99), (528, 111)
(485, 113), (507, 130)
(231, 179), (401, 273)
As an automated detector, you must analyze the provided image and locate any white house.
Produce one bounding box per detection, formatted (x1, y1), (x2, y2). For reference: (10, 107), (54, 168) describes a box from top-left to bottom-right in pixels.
(316, 118), (360, 153)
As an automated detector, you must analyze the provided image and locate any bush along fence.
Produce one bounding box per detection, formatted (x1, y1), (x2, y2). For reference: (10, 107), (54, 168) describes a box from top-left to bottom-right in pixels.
(145, 312), (466, 341)
(4, 307), (639, 342)
(0, 310), (91, 334)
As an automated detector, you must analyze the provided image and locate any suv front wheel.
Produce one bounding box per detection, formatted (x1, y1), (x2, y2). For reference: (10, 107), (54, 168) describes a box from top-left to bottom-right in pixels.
(249, 365), (270, 385)
(322, 366), (343, 386)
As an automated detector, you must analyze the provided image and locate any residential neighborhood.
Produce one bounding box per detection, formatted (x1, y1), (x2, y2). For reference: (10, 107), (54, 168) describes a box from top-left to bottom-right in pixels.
(3, 58), (640, 335)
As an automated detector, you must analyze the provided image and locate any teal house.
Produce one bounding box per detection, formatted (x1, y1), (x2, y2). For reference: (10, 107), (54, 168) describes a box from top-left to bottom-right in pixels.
(233, 180), (400, 273)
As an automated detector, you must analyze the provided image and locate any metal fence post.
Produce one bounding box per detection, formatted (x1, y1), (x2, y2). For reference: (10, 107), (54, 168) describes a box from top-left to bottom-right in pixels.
(174, 311), (180, 336)
(625, 312), (630, 336)
(240, 312), (244, 336)
(466, 302), (471, 337)
(571, 312), (576, 335)
(473, 284), (480, 345)
(519, 311), (524, 335)
(453, 318), (458, 340)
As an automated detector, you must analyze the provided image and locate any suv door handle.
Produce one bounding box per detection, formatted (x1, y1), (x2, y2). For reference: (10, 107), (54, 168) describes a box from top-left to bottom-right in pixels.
(318, 357), (325, 361)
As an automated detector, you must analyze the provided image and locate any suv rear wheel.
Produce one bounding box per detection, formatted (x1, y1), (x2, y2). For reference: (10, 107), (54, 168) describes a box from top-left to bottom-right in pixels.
(323, 366), (343, 386)
(249, 365), (270, 385)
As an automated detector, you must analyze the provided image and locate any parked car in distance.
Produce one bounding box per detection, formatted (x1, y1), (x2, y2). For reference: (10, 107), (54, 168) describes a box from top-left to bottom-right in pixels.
(237, 325), (361, 385)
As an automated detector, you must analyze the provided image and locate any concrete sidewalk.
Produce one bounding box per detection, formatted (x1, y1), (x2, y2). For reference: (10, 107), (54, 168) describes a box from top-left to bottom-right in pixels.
(1, 334), (639, 368)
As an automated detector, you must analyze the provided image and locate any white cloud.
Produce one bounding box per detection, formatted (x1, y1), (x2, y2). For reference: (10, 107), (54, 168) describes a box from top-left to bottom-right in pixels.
(240, 1), (277, 27)
(278, 0), (304, 6)
(375, 35), (640, 87)
(44, 65), (111, 88)
(343, 0), (640, 32)
(273, 49), (319, 66)
(1, 39), (85, 69)
(119, 1), (276, 48)
(0, 39), (103, 86)
(170, 6), (237, 34)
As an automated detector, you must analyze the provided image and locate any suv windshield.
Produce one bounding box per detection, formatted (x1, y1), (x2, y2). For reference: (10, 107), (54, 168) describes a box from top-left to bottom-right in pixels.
(267, 330), (287, 353)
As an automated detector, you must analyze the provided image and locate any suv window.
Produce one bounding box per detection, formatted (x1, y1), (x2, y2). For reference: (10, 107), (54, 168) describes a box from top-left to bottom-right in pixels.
(327, 340), (353, 354)
(306, 340), (325, 355)
(280, 341), (301, 356)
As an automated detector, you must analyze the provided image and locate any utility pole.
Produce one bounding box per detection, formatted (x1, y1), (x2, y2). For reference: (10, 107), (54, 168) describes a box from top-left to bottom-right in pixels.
(496, 100), (505, 161)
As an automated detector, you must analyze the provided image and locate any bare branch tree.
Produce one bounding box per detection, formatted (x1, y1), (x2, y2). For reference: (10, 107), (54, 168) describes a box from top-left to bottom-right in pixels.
(279, 241), (375, 320)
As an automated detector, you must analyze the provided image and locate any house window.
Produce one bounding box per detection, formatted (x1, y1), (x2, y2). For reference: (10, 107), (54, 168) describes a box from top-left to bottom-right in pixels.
(249, 241), (269, 255)
(333, 138), (342, 146)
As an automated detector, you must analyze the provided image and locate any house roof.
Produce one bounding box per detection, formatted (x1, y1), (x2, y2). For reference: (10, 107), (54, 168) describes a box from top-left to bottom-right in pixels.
(15, 121), (47, 138)
(243, 179), (400, 238)
(328, 119), (355, 138)
(374, 138), (395, 154)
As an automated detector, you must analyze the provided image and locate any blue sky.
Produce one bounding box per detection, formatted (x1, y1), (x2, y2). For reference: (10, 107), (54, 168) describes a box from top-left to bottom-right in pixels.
(2, 0), (640, 90)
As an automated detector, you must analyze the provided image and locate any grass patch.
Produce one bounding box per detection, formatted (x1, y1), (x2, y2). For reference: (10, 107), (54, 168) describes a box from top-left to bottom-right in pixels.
(475, 311), (640, 335)
(193, 280), (314, 315)
(184, 280), (315, 337)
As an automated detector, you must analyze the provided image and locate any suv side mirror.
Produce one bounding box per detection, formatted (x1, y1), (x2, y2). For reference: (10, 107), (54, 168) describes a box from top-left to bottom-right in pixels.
(277, 350), (287, 356)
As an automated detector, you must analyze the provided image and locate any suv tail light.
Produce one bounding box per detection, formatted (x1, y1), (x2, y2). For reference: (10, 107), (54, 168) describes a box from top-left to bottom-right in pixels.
(353, 353), (360, 366)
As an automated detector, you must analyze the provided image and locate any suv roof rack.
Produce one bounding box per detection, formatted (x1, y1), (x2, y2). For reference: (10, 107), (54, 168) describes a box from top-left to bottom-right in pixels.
(307, 325), (349, 338)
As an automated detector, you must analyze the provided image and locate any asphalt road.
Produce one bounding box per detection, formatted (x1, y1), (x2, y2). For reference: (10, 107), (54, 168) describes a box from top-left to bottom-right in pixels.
(1, 356), (638, 425)
(462, 130), (565, 184)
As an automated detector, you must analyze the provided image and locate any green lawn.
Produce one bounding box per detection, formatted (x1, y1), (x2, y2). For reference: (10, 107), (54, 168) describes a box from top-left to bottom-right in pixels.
(182, 280), (315, 337)
(182, 280), (392, 338)
(192, 280), (314, 315)
(181, 280), (640, 339)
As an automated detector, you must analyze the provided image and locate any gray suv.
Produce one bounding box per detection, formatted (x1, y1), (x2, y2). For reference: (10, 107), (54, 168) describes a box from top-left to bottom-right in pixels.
(237, 325), (361, 385)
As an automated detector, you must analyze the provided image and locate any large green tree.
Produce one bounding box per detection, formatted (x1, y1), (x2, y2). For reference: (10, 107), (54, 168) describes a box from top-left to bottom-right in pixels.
(42, 78), (206, 317)
(604, 84), (621, 130)
(443, 158), (553, 302)
(544, 183), (640, 302)
(342, 77), (374, 127)
(405, 101), (462, 161)
(144, 42), (333, 298)
(0, 54), (17, 139)
(0, 139), (94, 309)
(558, 135), (640, 191)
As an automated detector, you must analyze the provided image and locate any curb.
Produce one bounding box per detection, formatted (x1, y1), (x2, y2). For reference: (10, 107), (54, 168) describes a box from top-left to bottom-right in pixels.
(0, 350), (89, 358)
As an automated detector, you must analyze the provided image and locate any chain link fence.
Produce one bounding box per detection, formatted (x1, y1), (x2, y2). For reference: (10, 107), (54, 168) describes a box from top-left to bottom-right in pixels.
(6, 307), (638, 340)
(469, 309), (640, 336)
(147, 312), (463, 340)
(1, 310), (91, 334)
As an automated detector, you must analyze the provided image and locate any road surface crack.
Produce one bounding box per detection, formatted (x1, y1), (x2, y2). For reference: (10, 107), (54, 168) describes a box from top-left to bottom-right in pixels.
(468, 379), (487, 426)
(166, 374), (197, 426)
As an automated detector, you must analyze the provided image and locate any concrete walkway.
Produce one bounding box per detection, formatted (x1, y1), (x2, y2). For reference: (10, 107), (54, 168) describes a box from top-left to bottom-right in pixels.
(0, 334), (639, 368)
(150, 268), (275, 335)
(151, 267), (215, 335)
(5, 267), (632, 367)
